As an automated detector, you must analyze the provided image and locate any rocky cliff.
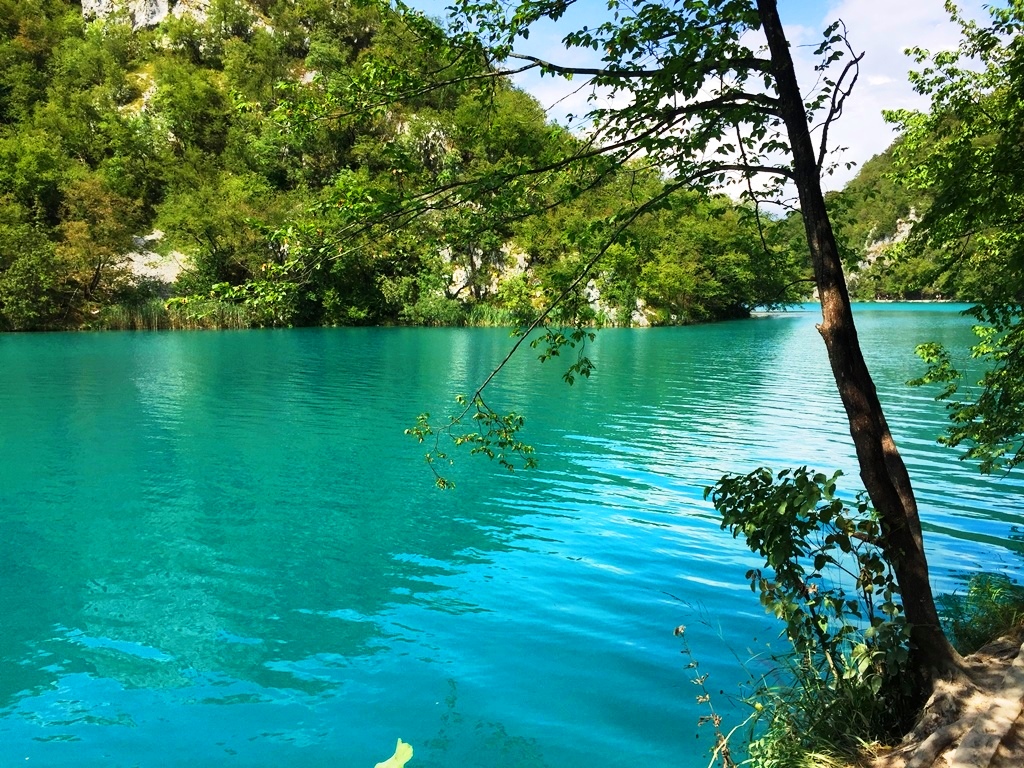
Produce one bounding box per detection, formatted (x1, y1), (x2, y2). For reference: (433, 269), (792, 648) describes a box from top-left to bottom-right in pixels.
(81, 0), (207, 28)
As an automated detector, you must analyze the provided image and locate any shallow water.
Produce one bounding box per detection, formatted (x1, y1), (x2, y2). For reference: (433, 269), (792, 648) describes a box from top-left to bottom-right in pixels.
(1, 304), (1021, 767)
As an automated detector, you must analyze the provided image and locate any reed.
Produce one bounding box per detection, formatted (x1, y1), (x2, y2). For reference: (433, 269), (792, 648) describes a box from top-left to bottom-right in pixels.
(164, 299), (254, 330)
(96, 300), (170, 330)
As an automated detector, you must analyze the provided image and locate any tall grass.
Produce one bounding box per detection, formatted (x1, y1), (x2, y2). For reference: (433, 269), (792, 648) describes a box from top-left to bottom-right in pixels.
(96, 299), (257, 330)
(744, 654), (911, 768)
(96, 299), (170, 330)
(94, 297), (634, 331)
(939, 573), (1024, 654)
(165, 299), (254, 330)
(464, 303), (530, 327)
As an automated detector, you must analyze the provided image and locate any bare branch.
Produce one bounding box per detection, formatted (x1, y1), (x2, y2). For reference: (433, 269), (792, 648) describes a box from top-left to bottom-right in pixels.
(815, 23), (864, 171)
(507, 51), (773, 81)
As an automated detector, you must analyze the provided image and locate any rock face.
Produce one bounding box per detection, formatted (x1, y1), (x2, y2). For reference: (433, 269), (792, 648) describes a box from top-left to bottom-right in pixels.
(82, 0), (169, 27)
(862, 210), (918, 267)
(126, 231), (186, 295)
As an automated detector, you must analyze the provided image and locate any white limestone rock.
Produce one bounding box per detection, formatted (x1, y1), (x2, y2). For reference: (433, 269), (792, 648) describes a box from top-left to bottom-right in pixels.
(127, 231), (187, 289)
(81, 0), (118, 20)
(82, 0), (204, 29)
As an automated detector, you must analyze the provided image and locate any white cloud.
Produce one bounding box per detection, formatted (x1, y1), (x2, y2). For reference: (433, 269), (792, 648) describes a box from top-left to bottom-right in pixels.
(789, 0), (987, 187)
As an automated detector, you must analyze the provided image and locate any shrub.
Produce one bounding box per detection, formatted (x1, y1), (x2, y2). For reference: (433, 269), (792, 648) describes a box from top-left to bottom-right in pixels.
(709, 468), (917, 767)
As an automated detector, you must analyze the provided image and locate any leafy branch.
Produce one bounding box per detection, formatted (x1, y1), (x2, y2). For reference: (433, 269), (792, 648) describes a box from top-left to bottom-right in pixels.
(910, 303), (1024, 474)
(404, 178), (690, 487)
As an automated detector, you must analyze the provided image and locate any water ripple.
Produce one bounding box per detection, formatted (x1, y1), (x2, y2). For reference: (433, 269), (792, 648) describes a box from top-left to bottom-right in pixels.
(1, 311), (1021, 768)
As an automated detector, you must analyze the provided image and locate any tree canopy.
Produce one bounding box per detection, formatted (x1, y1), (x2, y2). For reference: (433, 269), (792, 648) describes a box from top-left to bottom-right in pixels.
(382, 0), (960, 698)
(887, 1), (1024, 474)
(0, 0), (809, 331)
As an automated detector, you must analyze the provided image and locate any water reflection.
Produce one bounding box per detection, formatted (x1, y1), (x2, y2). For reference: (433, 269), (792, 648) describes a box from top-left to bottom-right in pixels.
(0, 331), (539, 716)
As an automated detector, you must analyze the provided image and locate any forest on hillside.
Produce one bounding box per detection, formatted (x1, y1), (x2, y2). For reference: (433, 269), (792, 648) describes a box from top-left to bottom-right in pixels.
(0, 0), (1005, 332)
(0, 0), (817, 331)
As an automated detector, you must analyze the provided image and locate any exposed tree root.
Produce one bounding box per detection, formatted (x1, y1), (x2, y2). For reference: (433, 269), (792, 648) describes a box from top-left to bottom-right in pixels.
(870, 632), (1024, 768)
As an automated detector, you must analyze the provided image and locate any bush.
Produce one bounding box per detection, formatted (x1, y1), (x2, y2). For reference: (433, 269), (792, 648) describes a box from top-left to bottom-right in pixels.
(401, 292), (466, 326)
(709, 468), (917, 767)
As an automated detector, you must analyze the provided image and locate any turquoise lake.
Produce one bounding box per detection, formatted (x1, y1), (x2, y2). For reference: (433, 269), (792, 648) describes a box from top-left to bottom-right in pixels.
(2, 304), (1023, 767)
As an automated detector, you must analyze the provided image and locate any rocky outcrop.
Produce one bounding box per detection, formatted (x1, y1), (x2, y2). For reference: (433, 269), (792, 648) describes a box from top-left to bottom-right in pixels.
(862, 210), (919, 268)
(126, 231), (186, 295)
(81, 0), (209, 28)
(82, 0), (168, 27)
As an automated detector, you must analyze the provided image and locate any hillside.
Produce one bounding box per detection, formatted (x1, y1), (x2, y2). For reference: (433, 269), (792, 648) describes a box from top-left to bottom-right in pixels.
(0, 0), (809, 331)
(826, 140), (993, 302)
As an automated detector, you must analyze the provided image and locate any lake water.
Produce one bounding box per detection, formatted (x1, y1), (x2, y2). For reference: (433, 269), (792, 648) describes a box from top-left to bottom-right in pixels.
(2, 304), (1022, 767)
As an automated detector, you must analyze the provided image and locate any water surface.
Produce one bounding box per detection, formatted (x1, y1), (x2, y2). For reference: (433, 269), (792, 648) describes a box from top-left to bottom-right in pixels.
(1, 304), (1021, 767)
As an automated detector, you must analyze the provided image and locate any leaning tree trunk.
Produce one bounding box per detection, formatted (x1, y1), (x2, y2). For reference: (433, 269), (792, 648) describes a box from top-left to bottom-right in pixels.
(756, 0), (960, 679)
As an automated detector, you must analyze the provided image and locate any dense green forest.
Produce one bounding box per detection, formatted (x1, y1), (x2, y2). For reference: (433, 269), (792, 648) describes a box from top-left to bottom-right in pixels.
(0, 0), (814, 331)
(824, 144), (992, 301)
(0, 0), (1007, 333)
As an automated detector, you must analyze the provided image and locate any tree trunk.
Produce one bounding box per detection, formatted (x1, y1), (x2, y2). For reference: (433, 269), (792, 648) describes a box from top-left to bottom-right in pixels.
(755, 0), (960, 679)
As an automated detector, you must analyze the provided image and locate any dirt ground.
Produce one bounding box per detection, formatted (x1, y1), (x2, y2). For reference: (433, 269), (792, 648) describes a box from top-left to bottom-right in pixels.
(869, 632), (1024, 768)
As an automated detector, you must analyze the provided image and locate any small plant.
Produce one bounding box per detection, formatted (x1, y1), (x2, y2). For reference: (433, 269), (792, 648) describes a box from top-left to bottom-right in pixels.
(939, 572), (1024, 654)
(708, 467), (916, 767)
(675, 623), (746, 768)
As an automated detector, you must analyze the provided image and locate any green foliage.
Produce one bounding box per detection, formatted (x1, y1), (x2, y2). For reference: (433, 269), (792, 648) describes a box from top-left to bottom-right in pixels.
(886, 3), (1024, 301)
(492, 273), (536, 326)
(0, 255), (61, 329)
(401, 292), (466, 326)
(890, 3), (1024, 473)
(836, 146), (923, 249)
(162, 295), (255, 329)
(406, 394), (537, 490)
(817, 144), (974, 302)
(153, 59), (232, 154)
(209, 259), (307, 328)
(0, 0), (811, 330)
(0, 200), (56, 329)
(911, 304), (1024, 473)
(709, 468), (915, 764)
(531, 326), (595, 385)
(939, 573), (1024, 655)
(0, 131), (66, 223)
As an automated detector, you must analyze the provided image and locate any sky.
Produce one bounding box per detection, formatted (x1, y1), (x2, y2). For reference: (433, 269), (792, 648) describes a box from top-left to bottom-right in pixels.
(404, 0), (989, 189)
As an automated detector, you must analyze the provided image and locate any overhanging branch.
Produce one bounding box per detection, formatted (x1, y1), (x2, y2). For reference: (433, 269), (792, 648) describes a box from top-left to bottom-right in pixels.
(663, 91), (782, 120)
(507, 51), (773, 81)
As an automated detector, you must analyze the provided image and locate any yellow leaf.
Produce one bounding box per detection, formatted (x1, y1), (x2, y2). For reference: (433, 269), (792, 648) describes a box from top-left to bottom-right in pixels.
(375, 738), (413, 768)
